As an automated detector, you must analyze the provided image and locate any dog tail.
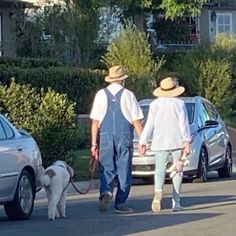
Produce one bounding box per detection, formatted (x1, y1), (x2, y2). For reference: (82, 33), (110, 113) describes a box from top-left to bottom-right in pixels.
(39, 169), (56, 187)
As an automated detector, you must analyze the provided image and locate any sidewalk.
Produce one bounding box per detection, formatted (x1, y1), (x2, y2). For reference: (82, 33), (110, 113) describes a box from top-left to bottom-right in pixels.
(36, 179), (100, 200)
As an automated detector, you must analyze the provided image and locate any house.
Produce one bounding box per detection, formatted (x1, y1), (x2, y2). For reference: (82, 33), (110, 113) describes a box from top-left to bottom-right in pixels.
(200, 1), (236, 42)
(0, 0), (35, 57)
(152, 0), (236, 50)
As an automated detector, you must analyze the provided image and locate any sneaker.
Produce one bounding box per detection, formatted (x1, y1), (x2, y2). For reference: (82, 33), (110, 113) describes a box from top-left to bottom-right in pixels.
(99, 192), (112, 212)
(172, 200), (184, 212)
(151, 191), (162, 213)
(114, 206), (133, 214)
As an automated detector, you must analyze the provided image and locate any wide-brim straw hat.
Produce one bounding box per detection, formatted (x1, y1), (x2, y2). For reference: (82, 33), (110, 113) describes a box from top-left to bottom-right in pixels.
(105, 65), (128, 82)
(153, 77), (185, 97)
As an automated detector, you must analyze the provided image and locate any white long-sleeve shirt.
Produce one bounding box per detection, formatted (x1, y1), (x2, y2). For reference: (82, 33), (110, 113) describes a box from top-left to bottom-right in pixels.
(90, 83), (143, 126)
(139, 97), (191, 151)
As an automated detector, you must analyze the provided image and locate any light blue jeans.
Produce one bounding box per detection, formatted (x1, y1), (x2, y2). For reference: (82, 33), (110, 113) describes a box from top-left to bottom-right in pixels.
(154, 149), (183, 203)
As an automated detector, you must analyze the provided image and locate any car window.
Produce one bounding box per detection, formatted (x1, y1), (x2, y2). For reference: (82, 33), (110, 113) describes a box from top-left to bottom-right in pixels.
(141, 103), (195, 125)
(140, 105), (150, 125)
(198, 103), (210, 127)
(0, 118), (14, 139)
(0, 120), (7, 140)
(204, 102), (219, 120)
(185, 103), (195, 124)
(1, 118), (14, 139)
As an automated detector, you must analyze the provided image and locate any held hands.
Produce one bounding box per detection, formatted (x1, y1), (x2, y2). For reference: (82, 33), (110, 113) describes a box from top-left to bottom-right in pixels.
(138, 144), (146, 156)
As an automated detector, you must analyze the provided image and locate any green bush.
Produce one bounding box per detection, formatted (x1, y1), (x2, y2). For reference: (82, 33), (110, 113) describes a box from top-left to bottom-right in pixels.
(101, 22), (165, 99)
(0, 80), (87, 166)
(198, 59), (234, 118)
(0, 62), (105, 114)
(176, 40), (235, 119)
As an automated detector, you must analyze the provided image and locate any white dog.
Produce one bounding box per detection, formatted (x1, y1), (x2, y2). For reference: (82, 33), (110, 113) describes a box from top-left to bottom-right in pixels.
(39, 160), (74, 220)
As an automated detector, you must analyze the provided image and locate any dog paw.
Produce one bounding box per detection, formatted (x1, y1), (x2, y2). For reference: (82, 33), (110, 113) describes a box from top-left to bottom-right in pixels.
(48, 217), (55, 221)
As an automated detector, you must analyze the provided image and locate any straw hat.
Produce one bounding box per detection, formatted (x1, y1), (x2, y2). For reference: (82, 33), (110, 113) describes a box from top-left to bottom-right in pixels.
(105, 66), (128, 83)
(153, 77), (185, 97)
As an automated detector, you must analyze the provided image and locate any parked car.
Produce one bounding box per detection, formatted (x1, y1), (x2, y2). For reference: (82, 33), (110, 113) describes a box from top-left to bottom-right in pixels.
(0, 114), (44, 220)
(132, 97), (233, 182)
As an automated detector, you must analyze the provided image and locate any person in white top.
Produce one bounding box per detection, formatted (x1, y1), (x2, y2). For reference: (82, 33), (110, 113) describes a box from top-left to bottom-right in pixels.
(138, 77), (191, 213)
(90, 65), (143, 214)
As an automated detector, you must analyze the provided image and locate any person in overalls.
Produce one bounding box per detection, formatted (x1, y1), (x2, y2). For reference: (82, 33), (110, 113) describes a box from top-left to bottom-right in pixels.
(90, 65), (143, 214)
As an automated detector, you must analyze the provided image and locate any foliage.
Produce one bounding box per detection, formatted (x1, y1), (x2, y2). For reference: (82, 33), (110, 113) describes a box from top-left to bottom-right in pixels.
(0, 59), (104, 114)
(66, 149), (98, 181)
(101, 22), (165, 99)
(153, 17), (190, 42)
(103, 0), (209, 18)
(175, 37), (235, 119)
(160, 0), (210, 19)
(198, 59), (234, 119)
(0, 80), (88, 166)
(13, 0), (101, 66)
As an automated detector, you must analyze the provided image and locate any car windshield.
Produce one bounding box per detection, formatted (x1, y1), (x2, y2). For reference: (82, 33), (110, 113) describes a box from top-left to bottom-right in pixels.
(140, 102), (195, 125)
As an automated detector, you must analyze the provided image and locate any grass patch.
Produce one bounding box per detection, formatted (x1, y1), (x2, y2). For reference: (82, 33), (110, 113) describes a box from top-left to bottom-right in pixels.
(67, 149), (98, 181)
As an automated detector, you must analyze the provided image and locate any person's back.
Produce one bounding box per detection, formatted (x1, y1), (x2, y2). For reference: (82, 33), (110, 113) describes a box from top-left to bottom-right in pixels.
(138, 76), (191, 213)
(149, 97), (189, 150)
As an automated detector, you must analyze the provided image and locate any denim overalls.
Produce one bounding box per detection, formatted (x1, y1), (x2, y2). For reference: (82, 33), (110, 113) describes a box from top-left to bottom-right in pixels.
(99, 88), (134, 208)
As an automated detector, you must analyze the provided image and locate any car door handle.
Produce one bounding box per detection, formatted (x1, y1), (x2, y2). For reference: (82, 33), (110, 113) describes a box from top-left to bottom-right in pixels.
(17, 145), (23, 152)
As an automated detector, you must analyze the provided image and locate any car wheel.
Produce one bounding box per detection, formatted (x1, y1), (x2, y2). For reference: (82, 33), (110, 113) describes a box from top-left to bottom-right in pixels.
(218, 145), (232, 178)
(4, 170), (35, 220)
(193, 148), (208, 183)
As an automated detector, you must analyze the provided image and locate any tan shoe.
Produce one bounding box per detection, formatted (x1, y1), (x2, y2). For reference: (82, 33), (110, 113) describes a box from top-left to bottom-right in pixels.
(99, 192), (112, 212)
(151, 191), (163, 213)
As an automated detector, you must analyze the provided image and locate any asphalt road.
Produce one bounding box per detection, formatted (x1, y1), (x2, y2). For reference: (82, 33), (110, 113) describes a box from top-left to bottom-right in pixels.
(0, 168), (236, 236)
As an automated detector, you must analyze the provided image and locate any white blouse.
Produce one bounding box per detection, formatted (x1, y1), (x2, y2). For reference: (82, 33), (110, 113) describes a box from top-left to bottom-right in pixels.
(90, 83), (143, 126)
(139, 97), (191, 151)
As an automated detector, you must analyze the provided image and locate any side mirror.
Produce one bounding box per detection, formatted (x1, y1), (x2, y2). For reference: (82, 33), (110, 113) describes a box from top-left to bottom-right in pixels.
(205, 120), (219, 127)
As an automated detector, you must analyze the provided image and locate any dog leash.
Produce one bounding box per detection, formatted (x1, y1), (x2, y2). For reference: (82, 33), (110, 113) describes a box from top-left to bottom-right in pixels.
(67, 149), (98, 194)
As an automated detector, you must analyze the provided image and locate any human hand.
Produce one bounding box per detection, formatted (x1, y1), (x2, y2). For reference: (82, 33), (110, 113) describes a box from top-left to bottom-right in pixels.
(183, 142), (190, 155)
(91, 145), (98, 160)
(138, 144), (146, 156)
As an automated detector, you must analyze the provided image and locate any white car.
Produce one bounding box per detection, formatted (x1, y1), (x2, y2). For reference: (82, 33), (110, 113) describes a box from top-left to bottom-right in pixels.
(132, 97), (233, 182)
(0, 114), (44, 220)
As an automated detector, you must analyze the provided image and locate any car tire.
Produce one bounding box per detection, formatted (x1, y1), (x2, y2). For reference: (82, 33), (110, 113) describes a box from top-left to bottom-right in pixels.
(193, 148), (208, 183)
(218, 145), (232, 178)
(4, 170), (35, 220)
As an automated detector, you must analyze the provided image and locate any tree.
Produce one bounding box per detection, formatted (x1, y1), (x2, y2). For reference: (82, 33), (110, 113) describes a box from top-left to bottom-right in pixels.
(14, 0), (101, 66)
(101, 21), (165, 99)
(160, 0), (210, 19)
(103, 0), (210, 19)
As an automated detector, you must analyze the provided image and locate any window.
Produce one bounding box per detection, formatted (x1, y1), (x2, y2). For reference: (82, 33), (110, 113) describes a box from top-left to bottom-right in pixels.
(204, 102), (219, 121)
(185, 103), (195, 124)
(216, 13), (232, 35)
(141, 105), (150, 125)
(0, 118), (14, 140)
(198, 103), (210, 127)
(0, 121), (7, 140)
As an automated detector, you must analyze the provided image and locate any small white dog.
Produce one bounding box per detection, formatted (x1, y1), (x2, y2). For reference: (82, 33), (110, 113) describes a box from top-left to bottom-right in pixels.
(39, 160), (74, 220)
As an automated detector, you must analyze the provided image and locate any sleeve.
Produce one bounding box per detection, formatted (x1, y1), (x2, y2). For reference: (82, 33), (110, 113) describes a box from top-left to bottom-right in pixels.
(90, 90), (102, 121)
(179, 102), (191, 142)
(130, 92), (144, 121)
(139, 103), (154, 145)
